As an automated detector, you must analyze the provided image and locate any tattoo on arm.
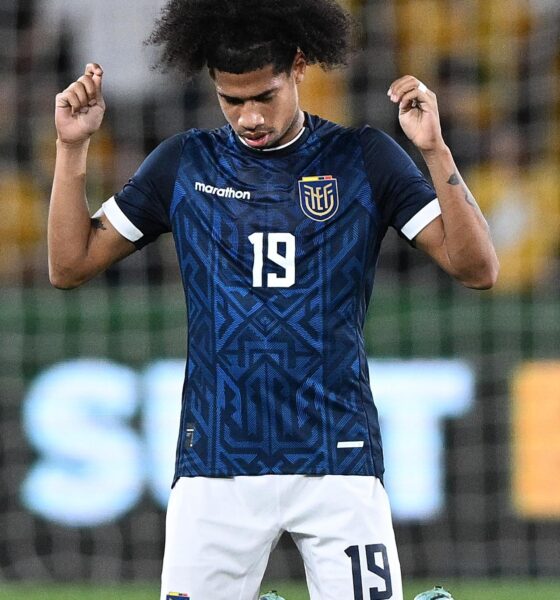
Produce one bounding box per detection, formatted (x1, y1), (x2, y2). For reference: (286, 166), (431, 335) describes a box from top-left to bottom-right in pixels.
(447, 173), (461, 186)
(91, 217), (107, 231)
(446, 171), (477, 208)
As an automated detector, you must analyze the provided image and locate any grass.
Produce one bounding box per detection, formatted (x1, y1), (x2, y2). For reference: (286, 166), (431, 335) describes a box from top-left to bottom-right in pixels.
(0, 580), (559, 600)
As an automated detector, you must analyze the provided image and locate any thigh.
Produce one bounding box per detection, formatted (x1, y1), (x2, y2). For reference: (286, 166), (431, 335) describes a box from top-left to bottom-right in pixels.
(160, 476), (282, 600)
(288, 476), (403, 600)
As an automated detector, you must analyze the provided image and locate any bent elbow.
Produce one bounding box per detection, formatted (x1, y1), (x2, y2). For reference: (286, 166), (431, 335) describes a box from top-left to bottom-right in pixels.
(465, 277), (495, 291)
(48, 265), (85, 290)
(461, 259), (500, 290)
(49, 272), (79, 290)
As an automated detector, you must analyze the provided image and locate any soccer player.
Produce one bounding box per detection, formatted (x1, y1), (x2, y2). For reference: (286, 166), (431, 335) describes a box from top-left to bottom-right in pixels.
(48, 1), (499, 599)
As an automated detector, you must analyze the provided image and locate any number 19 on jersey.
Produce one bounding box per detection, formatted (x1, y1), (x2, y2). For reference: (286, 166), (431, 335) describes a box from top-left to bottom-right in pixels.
(249, 232), (296, 288)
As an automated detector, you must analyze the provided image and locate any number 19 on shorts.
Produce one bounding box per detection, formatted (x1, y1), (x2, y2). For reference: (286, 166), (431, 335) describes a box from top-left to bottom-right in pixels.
(345, 543), (393, 600)
(249, 232), (296, 288)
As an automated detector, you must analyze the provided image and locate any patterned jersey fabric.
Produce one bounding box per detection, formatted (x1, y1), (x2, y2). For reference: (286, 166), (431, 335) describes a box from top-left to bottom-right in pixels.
(102, 114), (439, 481)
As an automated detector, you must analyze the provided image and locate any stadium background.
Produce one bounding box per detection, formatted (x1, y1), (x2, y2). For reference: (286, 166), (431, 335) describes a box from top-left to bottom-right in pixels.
(1, 0), (559, 598)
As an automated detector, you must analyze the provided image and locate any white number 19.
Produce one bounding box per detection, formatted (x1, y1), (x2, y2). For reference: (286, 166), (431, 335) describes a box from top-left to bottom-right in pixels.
(248, 232), (295, 288)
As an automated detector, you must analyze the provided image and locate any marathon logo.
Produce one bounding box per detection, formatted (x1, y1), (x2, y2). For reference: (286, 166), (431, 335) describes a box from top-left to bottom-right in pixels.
(195, 181), (251, 200)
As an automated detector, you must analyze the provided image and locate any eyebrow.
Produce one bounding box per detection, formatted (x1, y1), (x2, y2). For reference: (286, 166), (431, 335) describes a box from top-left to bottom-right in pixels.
(217, 88), (278, 103)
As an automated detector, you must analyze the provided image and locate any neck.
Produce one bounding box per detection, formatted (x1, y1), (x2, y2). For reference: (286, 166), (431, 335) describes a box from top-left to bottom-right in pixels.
(277, 109), (305, 147)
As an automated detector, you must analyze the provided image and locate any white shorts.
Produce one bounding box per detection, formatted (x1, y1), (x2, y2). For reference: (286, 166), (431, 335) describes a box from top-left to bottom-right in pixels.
(160, 475), (402, 600)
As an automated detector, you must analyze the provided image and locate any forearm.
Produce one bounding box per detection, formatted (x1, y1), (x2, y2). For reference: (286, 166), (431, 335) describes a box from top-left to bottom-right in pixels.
(48, 139), (95, 287)
(422, 144), (499, 288)
(49, 64), (136, 288)
(387, 74), (498, 288)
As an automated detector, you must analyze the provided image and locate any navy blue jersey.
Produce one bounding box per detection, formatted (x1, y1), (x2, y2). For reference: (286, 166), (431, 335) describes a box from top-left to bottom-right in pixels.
(102, 114), (439, 481)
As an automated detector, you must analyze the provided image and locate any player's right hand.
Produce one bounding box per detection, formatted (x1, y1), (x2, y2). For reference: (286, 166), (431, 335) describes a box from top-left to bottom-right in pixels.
(55, 63), (106, 144)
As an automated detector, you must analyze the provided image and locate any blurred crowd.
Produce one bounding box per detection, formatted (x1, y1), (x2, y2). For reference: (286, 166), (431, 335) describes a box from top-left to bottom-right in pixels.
(0, 0), (559, 291)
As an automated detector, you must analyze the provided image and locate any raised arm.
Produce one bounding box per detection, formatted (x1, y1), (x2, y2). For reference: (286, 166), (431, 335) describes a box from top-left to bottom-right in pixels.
(48, 63), (136, 289)
(387, 75), (499, 289)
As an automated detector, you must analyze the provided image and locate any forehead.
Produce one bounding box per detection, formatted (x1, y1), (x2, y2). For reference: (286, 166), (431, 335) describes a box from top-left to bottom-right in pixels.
(213, 65), (289, 99)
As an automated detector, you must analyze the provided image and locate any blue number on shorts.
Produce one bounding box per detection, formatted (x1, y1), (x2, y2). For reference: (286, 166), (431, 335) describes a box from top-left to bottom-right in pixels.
(345, 544), (392, 600)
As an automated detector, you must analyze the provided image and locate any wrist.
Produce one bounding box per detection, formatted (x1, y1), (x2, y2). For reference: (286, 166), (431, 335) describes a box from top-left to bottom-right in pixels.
(420, 142), (451, 165)
(54, 138), (90, 177)
(56, 137), (91, 152)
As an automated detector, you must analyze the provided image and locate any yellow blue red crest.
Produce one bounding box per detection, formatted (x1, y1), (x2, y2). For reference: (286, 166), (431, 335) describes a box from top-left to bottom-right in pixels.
(298, 175), (339, 222)
(166, 593), (190, 599)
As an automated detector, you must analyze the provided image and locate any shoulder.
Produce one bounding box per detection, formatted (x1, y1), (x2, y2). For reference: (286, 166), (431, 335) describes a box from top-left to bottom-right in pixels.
(155, 130), (194, 153)
(144, 132), (188, 167)
(155, 126), (232, 160)
(308, 113), (359, 141)
(308, 116), (418, 173)
(152, 125), (230, 152)
(141, 126), (231, 171)
(307, 114), (371, 158)
(308, 115), (401, 153)
(185, 124), (231, 146)
(357, 126), (404, 155)
(356, 126), (422, 174)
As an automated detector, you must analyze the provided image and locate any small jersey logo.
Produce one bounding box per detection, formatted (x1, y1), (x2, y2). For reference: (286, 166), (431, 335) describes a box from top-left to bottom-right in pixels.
(166, 593), (190, 599)
(298, 175), (339, 221)
(195, 181), (251, 200)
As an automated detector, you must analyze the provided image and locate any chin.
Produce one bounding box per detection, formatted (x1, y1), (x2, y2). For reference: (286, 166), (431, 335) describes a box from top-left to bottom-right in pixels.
(265, 138), (281, 149)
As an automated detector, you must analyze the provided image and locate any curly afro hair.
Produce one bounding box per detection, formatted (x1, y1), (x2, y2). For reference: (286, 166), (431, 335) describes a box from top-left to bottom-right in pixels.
(147, 0), (356, 77)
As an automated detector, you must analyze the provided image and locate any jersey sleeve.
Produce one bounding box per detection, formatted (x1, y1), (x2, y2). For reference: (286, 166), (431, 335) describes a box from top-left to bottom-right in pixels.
(359, 127), (441, 243)
(96, 133), (185, 250)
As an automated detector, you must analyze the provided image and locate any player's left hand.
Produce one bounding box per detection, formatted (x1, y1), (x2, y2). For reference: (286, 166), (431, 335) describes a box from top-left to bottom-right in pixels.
(387, 75), (444, 154)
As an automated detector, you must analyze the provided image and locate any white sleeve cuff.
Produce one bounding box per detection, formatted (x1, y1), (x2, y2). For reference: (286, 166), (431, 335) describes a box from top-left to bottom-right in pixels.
(401, 198), (441, 240)
(99, 196), (144, 243)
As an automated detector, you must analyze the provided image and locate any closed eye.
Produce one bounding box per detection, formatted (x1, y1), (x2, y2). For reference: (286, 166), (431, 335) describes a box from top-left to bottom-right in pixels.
(221, 95), (244, 106)
(219, 92), (276, 105)
(254, 93), (274, 103)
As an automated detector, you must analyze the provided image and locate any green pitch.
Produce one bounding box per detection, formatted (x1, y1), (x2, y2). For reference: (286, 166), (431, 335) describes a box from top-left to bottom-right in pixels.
(0, 580), (559, 600)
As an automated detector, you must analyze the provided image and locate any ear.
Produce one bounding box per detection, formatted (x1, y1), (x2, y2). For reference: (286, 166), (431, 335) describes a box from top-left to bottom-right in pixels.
(293, 50), (307, 84)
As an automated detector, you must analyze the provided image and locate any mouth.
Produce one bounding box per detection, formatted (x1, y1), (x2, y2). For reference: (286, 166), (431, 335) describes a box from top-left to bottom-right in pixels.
(242, 132), (272, 149)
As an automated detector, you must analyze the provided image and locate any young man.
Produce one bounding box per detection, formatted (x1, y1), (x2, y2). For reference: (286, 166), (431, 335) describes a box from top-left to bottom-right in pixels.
(48, 1), (498, 598)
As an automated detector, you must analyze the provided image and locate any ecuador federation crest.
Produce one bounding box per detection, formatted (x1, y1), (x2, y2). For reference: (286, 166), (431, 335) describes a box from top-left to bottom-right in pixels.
(298, 175), (339, 222)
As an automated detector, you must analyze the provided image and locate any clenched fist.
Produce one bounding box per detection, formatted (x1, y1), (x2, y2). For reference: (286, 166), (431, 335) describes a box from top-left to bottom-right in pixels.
(55, 63), (106, 144)
(387, 75), (444, 154)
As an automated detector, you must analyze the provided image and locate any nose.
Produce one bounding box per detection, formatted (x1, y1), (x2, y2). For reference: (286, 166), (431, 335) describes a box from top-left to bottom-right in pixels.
(238, 102), (265, 131)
